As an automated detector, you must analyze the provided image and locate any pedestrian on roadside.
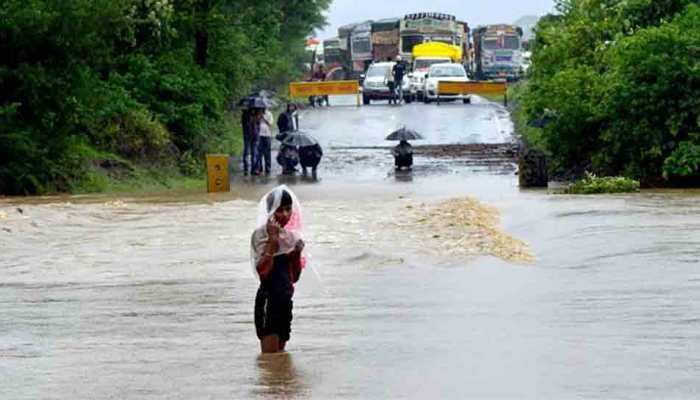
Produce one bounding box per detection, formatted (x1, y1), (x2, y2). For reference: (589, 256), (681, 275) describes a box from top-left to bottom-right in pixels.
(241, 109), (259, 175)
(313, 65), (329, 107)
(251, 185), (306, 353)
(254, 107), (274, 175)
(385, 57), (396, 105)
(299, 143), (323, 179)
(392, 55), (406, 104)
(277, 103), (299, 133)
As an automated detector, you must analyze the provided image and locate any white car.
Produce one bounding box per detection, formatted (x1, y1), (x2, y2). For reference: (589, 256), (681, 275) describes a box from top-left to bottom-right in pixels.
(361, 62), (396, 104)
(423, 63), (471, 103)
(406, 57), (452, 101)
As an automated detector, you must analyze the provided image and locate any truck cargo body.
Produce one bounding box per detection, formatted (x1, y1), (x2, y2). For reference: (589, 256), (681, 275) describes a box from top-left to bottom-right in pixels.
(351, 21), (374, 76)
(371, 18), (400, 62)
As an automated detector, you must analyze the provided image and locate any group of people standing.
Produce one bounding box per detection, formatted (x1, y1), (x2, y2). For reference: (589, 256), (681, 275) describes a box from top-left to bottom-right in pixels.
(241, 103), (323, 177)
(242, 107), (274, 176)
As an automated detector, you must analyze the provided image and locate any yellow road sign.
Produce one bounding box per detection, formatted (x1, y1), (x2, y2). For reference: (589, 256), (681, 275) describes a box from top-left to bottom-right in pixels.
(438, 81), (507, 96)
(289, 80), (360, 97)
(206, 154), (230, 193)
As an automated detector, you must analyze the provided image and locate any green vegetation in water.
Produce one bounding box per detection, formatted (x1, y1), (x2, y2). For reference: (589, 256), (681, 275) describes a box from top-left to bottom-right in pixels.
(566, 173), (640, 195)
(518, 0), (700, 186)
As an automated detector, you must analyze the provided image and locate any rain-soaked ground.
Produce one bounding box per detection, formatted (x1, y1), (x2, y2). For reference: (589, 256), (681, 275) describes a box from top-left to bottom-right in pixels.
(2, 96), (700, 399)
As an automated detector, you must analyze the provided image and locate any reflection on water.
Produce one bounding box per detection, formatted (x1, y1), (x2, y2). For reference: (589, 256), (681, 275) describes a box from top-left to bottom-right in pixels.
(253, 352), (307, 398)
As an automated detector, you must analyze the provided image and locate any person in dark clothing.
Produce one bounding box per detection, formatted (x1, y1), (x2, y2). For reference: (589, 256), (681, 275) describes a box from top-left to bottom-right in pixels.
(386, 57), (396, 105)
(299, 143), (323, 178)
(251, 187), (305, 353)
(311, 65), (329, 107)
(241, 109), (260, 175)
(275, 132), (300, 174)
(392, 56), (407, 104)
(393, 140), (413, 170)
(277, 103), (299, 133)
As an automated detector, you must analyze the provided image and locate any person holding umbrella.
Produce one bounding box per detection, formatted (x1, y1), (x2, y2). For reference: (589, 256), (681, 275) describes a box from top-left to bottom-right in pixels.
(385, 127), (424, 170)
(282, 130), (323, 178)
(299, 143), (323, 178)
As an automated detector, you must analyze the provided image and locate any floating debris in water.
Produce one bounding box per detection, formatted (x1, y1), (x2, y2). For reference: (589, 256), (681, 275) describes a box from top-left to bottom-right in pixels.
(401, 197), (535, 264)
(104, 200), (127, 208)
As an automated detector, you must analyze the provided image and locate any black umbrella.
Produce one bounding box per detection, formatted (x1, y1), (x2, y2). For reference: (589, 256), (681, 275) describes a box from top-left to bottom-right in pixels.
(282, 130), (319, 147)
(238, 96), (273, 109)
(385, 127), (424, 141)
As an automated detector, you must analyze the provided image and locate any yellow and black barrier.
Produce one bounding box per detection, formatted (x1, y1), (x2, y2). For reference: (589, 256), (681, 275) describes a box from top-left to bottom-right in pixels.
(206, 154), (230, 193)
(288, 80), (361, 106)
(437, 81), (508, 106)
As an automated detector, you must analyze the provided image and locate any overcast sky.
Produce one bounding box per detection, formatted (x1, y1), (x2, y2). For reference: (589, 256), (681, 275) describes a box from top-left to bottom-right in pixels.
(316, 0), (556, 39)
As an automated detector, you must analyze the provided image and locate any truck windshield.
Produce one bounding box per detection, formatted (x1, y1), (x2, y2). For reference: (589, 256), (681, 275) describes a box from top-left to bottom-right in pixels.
(402, 35), (424, 53)
(353, 38), (371, 54)
(482, 35), (520, 50)
(414, 59), (448, 70)
(429, 66), (465, 77)
(503, 35), (520, 49)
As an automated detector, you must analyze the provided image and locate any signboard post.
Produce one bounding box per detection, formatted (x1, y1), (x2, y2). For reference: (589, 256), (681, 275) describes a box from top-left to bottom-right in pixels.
(206, 154), (230, 193)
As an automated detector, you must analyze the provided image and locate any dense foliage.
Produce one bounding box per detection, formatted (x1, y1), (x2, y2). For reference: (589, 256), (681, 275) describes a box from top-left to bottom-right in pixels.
(0, 0), (329, 194)
(567, 172), (640, 194)
(520, 0), (700, 186)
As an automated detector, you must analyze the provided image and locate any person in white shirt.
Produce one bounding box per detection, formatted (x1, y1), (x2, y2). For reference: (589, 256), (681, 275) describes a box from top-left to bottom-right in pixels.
(254, 108), (274, 175)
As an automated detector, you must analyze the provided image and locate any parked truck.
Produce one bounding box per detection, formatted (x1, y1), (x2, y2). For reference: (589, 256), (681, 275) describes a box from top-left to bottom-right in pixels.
(322, 37), (349, 80)
(473, 24), (524, 81)
(350, 21), (373, 78)
(371, 18), (400, 62)
(399, 12), (459, 62)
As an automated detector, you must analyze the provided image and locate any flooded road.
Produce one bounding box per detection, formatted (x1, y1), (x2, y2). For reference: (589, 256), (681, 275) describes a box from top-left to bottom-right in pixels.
(2, 96), (700, 399)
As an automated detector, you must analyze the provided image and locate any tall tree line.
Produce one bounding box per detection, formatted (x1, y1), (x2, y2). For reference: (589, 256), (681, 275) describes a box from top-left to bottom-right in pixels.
(520, 0), (700, 185)
(0, 0), (330, 194)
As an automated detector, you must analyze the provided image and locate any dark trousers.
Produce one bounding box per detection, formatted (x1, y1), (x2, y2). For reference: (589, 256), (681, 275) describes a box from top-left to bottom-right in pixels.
(255, 136), (272, 174)
(243, 135), (258, 174)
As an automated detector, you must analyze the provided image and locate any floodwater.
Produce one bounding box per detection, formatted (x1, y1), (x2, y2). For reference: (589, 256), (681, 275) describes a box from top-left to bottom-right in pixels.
(2, 96), (699, 399)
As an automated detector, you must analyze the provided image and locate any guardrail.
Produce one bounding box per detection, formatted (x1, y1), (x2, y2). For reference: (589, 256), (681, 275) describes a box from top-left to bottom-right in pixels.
(437, 81), (508, 106)
(288, 80), (362, 106)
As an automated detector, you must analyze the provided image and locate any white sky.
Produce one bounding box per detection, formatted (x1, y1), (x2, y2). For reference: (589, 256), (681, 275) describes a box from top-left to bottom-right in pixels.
(316, 0), (556, 39)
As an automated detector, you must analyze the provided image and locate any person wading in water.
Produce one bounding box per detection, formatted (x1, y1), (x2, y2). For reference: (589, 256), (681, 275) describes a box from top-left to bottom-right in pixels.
(250, 186), (306, 353)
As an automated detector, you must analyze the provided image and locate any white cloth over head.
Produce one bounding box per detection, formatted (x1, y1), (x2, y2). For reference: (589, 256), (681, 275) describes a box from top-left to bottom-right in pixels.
(250, 185), (305, 277)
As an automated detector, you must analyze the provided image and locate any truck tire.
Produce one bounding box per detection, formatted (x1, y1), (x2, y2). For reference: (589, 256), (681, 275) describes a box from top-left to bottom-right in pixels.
(463, 96), (471, 104)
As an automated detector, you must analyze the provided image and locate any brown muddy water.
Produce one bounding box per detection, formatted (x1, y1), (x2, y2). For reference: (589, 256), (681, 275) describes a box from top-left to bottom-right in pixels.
(2, 98), (700, 399)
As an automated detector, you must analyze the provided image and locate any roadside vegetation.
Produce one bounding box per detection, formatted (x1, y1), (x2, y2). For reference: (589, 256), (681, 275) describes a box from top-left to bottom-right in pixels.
(0, 0), (330, 195)
(516, 0), (700, 187)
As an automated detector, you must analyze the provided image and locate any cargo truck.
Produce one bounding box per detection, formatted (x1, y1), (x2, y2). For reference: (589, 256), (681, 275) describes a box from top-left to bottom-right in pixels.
(473, 24), (524, 81)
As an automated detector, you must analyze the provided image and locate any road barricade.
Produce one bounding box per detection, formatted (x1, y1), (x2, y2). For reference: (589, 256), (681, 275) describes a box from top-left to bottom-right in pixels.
(288, 80), (361, 106)
(206, 154), (230, 193)
(437, 81), (508, 106)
